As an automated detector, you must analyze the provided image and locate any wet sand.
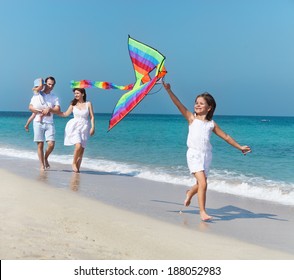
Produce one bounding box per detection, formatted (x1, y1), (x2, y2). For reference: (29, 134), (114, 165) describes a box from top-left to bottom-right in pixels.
(1, 157), (294, 259)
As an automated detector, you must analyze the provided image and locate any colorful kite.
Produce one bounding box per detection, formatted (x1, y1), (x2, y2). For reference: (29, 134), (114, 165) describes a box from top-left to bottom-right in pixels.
(70, 35), (167, 131)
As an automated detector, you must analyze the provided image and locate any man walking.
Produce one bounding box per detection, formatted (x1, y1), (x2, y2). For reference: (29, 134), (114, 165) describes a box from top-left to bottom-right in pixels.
(29, 76), (60, 170)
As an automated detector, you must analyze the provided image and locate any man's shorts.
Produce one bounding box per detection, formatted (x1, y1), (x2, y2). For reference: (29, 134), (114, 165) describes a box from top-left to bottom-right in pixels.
(33, 122), (55, 142)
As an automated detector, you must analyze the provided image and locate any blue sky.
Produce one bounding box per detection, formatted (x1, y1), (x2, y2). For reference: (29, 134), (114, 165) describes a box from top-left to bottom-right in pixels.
(1, 0), (294, 116)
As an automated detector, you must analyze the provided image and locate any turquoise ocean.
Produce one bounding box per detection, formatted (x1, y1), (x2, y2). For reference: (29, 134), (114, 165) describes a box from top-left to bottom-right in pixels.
(0, 112), (293, 206)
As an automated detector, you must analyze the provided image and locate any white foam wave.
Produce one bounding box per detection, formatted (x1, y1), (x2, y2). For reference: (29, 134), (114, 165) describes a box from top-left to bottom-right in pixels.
(46, 156), (294, 206)
(0, 147), (38, 161)
(1, 147), (294, 206)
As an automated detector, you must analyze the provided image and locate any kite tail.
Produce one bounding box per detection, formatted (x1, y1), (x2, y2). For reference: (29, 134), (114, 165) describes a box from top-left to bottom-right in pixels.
(70, 80), (134, 90)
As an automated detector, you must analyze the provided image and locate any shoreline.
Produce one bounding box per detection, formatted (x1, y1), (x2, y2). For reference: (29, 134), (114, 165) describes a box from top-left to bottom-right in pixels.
(0, 156), (294, 259)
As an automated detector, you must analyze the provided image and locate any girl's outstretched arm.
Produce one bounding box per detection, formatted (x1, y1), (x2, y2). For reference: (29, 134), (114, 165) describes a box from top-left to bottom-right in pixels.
(213, 122), (251, 155)
(163, 82), (194, 123)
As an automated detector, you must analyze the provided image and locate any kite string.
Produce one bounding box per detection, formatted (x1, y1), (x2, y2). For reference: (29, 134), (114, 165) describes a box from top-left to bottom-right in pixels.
(146, 77), (165, 95)
(147, 84), (163, 95)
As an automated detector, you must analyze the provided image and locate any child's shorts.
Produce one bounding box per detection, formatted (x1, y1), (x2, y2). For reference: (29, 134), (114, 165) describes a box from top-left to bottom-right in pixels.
(186, 148), (212, 177)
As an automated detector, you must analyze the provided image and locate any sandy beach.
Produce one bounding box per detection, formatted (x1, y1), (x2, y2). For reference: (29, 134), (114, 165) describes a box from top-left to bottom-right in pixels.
(1, 157), (294, 260)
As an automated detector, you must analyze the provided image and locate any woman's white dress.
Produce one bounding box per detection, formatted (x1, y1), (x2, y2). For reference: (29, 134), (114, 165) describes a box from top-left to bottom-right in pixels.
(186, 118), (215, 176)
(64, 102), (90, 148)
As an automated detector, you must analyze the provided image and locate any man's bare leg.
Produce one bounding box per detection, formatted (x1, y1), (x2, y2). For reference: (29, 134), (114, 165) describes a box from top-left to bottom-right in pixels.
(44, 141), (55, 169)
(37, 142), (45, 171)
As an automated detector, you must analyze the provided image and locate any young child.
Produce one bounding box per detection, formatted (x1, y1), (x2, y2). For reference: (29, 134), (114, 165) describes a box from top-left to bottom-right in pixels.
(163, 82), (251, 221)
(25, 78), (45, 131)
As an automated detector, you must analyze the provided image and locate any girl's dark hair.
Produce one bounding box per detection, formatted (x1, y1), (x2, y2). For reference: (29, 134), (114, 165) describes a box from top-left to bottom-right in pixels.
(71, 88), (87, 106)
(195, 92), (216, 121)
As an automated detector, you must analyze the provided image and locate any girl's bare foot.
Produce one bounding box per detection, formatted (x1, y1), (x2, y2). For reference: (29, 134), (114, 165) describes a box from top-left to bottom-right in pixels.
(184, 189), (192, 206)
(200, 210), (212, 221)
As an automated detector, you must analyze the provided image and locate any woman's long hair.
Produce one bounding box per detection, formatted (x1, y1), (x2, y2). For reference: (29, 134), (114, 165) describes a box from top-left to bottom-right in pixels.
(71, 88), (87, 106)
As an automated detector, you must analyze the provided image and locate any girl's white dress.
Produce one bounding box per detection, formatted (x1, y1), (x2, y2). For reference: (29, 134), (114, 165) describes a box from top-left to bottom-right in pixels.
(64, 102), (90, 148)
(186, 118), (215, 176)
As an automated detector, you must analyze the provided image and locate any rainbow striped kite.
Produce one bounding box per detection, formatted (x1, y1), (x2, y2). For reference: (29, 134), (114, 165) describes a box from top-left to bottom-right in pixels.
(109, 36), (166, 130)
(71, 35), (167, 131)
